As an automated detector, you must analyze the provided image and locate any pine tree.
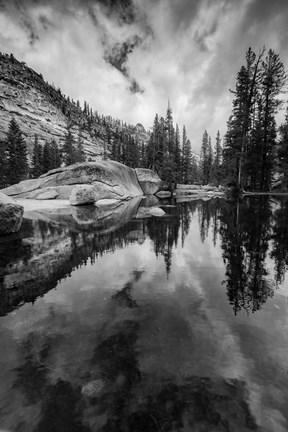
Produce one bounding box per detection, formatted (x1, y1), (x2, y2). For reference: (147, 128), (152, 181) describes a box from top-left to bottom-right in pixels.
(211, 131), (222, 186)
(42, 141), (53, 173)
(207, 136), (213, 183)
(146, 114), (163, 173)
(111, 135), (118, 161)
(63, 128), (76, 166)
(125, 136), (139, 168)
(223, 47), (286, 192)
(190, 155), (199, 183)
(224, 48), (264, 190)
(166, 101), (175, 155)
(50, 140), (62, 169)
(278, 106), (288, 188)
(75, 133), (85, 163)
(182, 126), (192, 183)
(258, 49), (287, 190)
(5, 118), (28, 185)
(174, 124), (182, 182)
(31, 134), (43, 178)
(200, 130), (211, 184)
(139, 141), (146, 168)
(0, 139), (7, 188)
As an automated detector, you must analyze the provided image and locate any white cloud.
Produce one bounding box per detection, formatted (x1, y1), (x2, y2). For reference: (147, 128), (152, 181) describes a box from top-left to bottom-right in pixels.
(1, 0), (288, 152)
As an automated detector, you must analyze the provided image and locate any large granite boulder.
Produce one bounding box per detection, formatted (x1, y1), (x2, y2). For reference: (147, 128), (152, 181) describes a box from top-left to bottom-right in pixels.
(1, 161), (144, 204)
(0, 192), (24, 234)
(135, 168), (162, 195)
(68, 162), (143, 205)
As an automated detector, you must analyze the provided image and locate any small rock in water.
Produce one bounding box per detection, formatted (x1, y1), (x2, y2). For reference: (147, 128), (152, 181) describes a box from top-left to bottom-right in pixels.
(81, 379), (106, 397)
(149, 207), (165, 217)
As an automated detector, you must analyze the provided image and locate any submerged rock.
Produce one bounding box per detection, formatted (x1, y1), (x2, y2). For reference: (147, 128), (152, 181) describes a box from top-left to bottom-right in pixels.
(81, 379), (106, 397)
(135, 168), (162, 195)
(156, 191), (172, 198)
(0, 192), (24, 234)
(149, 207), (165, 217)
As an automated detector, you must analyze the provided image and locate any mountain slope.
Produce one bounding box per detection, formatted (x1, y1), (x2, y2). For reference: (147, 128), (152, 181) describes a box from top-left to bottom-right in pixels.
(0, 52), (150, 161)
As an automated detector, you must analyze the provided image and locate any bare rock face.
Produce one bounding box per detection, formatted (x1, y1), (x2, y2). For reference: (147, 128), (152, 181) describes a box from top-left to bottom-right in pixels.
(135, 168), (162, 195)
(0, 54), (103, 159)
(0, 192), (24, 234)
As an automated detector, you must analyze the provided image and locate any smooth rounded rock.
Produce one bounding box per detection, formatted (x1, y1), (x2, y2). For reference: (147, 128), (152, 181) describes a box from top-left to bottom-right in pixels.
(135, 168), (162, 195)
(0, 192), (24, 234)
(35, 190), (59, 200)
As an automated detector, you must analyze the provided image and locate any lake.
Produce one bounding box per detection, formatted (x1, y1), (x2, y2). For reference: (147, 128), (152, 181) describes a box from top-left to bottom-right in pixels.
(0, 196), (288, 432)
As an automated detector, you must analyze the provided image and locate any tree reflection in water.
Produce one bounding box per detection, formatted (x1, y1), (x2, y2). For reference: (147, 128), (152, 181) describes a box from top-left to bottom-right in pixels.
(81, 271), (258, 432)
(270, 197), (288, 285)
(1, 196), (287, 318)
(4, 197), (288, 430)
(219, 196), (274, 315)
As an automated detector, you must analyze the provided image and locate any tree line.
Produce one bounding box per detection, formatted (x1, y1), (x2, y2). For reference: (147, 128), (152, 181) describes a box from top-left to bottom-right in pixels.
(109, 103), (200, 186)
(222, 47), (288, 192)
(0, 118), (85, 188)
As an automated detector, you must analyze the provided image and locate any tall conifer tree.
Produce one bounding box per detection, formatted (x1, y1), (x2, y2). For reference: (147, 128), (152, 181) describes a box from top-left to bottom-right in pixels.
(31, 134), (43, 178)
(6, 118), (28, 185)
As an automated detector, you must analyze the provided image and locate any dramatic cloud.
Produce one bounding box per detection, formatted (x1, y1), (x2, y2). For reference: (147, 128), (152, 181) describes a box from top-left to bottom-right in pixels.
(0, 0), (288, 152)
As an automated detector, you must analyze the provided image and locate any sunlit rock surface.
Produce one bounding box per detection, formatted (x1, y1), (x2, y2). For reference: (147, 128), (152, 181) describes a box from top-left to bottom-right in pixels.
(0, 192), (24, 234)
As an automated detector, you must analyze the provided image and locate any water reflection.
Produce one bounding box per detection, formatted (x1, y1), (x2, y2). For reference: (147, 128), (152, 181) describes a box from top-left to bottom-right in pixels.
(2, 196), (288, 317)
(0, 199), (194, 315)
(270, 197), (288, 285)
(219, 197), (274, 315)
(1, 196), (288, 431)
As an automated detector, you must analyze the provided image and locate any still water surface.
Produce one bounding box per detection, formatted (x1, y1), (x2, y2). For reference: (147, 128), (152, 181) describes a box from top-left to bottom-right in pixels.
(0, 196), (288, 432)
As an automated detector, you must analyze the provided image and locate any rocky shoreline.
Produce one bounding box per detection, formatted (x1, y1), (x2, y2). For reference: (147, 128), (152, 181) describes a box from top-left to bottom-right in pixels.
(0, 160), (231, 235)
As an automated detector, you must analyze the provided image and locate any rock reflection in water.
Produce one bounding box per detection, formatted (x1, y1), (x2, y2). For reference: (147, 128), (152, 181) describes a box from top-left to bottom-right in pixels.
(2, 196), (287, 317)
(0, 198), (143, 316)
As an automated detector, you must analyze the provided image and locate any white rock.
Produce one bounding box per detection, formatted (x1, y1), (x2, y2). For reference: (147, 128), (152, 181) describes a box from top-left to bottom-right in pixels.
(149, 207), (165, 216)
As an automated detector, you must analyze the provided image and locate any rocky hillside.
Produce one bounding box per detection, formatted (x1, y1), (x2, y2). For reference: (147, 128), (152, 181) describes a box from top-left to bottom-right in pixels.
(0, 52), (150, 161)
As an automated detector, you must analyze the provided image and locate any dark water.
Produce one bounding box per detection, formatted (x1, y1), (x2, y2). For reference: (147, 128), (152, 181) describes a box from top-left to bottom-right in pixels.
(0, 196), (288, 432)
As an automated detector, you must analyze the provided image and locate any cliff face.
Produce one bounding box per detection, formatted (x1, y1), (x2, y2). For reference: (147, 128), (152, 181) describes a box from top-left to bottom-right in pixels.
(0, 53), (151, 163)
(0, 53), (104, 159)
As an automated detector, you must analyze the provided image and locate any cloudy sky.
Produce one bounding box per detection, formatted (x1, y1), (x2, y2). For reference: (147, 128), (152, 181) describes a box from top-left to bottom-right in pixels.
(1, 0), (288, 152)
